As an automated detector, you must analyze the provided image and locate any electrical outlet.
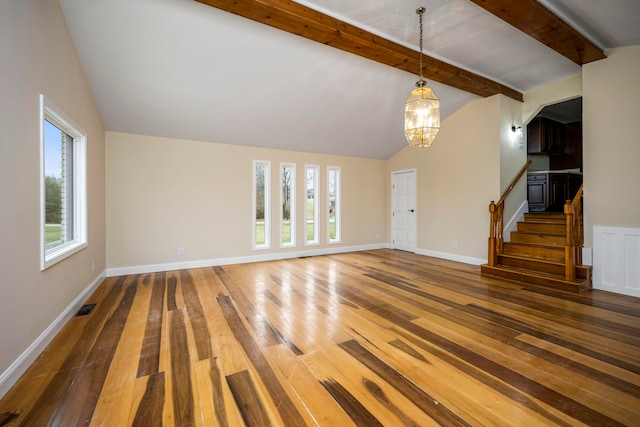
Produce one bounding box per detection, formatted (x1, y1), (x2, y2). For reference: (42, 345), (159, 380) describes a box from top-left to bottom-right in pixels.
(92, 260), (95, 272)
(178, 247), (185, 256)
(453, 240), (458, 248)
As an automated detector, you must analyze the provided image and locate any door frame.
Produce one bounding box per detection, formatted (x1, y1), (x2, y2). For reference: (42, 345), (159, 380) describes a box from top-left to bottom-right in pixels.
(391, 169), (417, 253)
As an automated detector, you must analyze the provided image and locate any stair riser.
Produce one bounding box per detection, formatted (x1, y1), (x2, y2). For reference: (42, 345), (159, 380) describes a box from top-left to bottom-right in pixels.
(524, 213), (565, 222)
(503, 243), (565, 261)
(497, 256), (591, 280)
(517, 222), (565, 233)
(510, 232), (566, 246)
(498, 257), (564, 275)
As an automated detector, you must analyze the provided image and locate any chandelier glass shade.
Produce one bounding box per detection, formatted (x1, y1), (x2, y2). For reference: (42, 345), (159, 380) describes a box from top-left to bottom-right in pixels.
(405, 7), (440, 148)
(405, 80), (440, 148)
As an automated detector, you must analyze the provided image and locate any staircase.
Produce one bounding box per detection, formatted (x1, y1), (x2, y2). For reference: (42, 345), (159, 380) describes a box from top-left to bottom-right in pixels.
(481, 212), (592, 292)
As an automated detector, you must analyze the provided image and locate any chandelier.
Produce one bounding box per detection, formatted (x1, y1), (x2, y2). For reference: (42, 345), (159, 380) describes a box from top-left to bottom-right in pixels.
(404, 7), (440, 148)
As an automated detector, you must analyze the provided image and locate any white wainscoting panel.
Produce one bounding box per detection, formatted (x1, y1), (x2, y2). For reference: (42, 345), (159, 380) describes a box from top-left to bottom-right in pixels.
(593, 226), (640, 297)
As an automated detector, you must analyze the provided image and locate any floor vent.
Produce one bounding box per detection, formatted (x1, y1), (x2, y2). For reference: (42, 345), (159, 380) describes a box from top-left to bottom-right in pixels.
(76, 304), (96, 317)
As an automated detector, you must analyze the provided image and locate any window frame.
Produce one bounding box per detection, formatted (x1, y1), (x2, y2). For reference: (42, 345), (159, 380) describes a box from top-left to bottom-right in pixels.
(327, 166), (341, 244)
(252, 160), (271, 250)
(40, 95), (88, 270)
(280, 162), (296, 248)
(305, 164), (320, 246)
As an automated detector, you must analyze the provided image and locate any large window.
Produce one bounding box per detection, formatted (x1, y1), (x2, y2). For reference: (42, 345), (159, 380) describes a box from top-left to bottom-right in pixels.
(305, 165), (319, 245)
(40, 95), (87, 270)
(253, 160), (270, 249)
(280, 163), (296, 247)
(328, 166), (341, 243)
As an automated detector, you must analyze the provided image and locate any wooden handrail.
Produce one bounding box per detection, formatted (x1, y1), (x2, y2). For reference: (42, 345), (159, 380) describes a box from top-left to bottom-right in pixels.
(487, 160), (532, 266)
(496, 160), (532, 207)
(572, 184), (584, 206)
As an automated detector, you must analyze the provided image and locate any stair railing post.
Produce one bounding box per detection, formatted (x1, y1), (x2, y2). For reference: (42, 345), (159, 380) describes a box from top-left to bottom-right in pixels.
(564, 201), (576, 281)
(497, 204), (504, 253)
(488, 201), (497, 266)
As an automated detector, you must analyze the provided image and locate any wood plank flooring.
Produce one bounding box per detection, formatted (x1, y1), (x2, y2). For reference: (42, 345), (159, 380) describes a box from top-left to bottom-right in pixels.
(1, 249), (640, 426)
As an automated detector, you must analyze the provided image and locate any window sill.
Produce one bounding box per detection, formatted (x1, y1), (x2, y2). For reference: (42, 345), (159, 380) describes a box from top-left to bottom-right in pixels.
(42, 241), (87, 271)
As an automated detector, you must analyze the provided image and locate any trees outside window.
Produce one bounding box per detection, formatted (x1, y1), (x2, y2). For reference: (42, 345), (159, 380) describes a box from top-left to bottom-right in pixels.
(253, 161), (270, 249)
(41, 95), (87, 269)
(280, 163), (295, 247)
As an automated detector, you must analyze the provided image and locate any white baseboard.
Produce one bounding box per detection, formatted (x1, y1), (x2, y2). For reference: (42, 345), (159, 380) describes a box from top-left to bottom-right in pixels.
(415, 248), (486, 266)
(504, 200), (529, 242)
(106, 243), (485, 278)
(0, 270), (106, 400)
(106, 243), (391, 277)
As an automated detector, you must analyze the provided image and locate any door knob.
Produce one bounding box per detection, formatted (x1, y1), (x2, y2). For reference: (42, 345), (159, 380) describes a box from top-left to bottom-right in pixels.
(408, 209), (414, 212)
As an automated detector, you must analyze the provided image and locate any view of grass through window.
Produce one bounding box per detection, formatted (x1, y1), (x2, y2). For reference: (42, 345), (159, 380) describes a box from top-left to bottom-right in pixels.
(281, 164), (295, 246)
(44, 120), (73, 250)
(328, 167), (340, 242)
(255, 163), (267, 246)
(254, 162), (337, 248)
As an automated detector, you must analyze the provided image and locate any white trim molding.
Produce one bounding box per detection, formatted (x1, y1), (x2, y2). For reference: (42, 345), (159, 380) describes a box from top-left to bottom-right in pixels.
(593, 226), (640, 298)
(106, 244), (391, 277)
(0, 271), (106, 399)
(503, 200), (529, 242)
(415, 248), (486, 266)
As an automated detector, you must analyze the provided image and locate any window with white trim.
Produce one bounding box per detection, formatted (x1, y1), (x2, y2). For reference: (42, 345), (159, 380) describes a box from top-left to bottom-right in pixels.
(280, 163), (296, 247)
(305, 165), (319, 245)
(328, 166), (341, 243)
(253, 160), (270, 249)
(40, 95), (87, 270)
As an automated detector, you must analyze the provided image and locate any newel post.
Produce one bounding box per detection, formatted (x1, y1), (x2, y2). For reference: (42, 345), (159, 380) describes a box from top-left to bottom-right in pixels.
(488, 201), (497, 266)
(564, 201), (576, 281)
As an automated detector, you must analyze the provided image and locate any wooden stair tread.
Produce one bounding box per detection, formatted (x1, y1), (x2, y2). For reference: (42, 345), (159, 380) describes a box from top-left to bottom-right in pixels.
(488, 264), (567, 280)
(513, 231), (565, 236)
(498, 253), (563, 266)
(481, 264), (591, 292)
(498, 253), (591, 269)
(503, 241), (565, 252)
(484, 209), (589, 292)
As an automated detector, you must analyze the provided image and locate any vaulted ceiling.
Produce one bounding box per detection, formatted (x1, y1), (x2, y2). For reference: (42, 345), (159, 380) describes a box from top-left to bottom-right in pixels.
(59, 0), (640, 159)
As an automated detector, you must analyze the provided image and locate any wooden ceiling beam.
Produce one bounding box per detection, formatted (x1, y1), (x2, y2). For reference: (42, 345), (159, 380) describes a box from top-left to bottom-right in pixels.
(469, 0), (606, 65)
(195, 0), (523, 101)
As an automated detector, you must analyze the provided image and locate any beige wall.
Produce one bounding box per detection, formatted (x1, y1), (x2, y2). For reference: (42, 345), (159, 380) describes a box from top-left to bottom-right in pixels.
(387, 95), (502, 262)
(500, 96), (528, 227)
(106, 132), (387, 270)
(523, 74), (582, 124)
(583, 45), (640, 246)
(0, 0), (105, 382)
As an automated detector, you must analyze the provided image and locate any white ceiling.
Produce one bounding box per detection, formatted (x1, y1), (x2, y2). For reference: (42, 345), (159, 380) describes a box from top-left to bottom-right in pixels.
(58, 0), (640, 159)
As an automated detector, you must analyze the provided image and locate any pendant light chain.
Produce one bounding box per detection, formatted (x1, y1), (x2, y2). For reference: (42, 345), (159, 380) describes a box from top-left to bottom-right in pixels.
(418, 7), (424, 81)
(404, 6), (440, 148)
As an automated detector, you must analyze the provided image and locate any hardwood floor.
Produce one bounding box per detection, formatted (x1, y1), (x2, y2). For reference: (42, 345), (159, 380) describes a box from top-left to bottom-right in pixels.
(1, 249), (640, 426)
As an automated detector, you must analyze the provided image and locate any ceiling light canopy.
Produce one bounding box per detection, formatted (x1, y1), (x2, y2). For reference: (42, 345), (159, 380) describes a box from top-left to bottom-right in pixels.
(405, 7), (440, 149)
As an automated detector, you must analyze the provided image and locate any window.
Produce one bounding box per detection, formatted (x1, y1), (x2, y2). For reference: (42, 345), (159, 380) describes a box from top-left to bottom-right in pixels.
(305, 165), (319, 245)
(328, 166), (341, 243)
(40, 95), (87, 270)
(280, 163), (296, 247)
(253, 160), (270, 249)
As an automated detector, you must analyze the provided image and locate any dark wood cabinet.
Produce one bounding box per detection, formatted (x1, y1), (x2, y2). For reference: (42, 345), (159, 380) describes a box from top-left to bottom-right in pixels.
(527, 117), (563, 154)
(549, 174), (568, 211)
(550, 121), (582, 170)
(527, 173), (548, 211)
(528, 172), (582, 212)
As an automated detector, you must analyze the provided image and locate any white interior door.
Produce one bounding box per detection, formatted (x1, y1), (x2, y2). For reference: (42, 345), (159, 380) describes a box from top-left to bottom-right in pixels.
(392, 170), (417, 252)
